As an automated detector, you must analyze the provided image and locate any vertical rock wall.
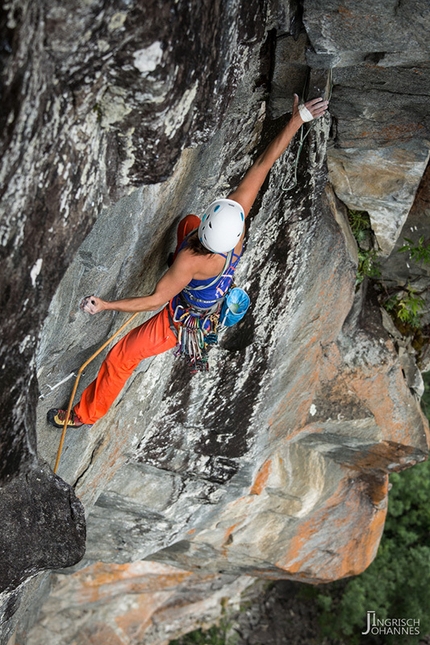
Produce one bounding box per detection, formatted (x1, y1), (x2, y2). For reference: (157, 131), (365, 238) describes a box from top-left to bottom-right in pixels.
(1, 1), (429, 644)
(306, 0), (430, 254)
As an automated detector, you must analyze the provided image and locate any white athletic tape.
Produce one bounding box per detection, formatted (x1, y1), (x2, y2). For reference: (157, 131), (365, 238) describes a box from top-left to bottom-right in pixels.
(298, 104), (314, 122)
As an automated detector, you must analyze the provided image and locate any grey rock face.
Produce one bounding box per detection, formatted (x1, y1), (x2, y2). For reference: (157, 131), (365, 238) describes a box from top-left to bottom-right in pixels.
(303, 1), (430, 254)
(328, 140), (430, 255)
(303, 0), (430, 60)
(0, 0), (272, 638)
(1, 0), (429, 644)
(0, 0), (265, 568)
(0, 464), (85, 592)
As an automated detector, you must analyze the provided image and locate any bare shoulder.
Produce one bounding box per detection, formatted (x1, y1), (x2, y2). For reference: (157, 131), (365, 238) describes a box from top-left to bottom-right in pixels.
(172, 246), (208, 275)
(176, 246), (227, 280)
(174, 246), (201, 268)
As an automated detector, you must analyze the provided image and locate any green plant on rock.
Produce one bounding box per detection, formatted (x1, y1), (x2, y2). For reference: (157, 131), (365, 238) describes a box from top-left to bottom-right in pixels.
(384, 287), (426, 329)
(347, 209), (372, 241)
(92, 103), (103, 123)
(382, 234), (430, 335)
(398, 236), (430, 266)
(421, 372), (430, 421)
(357, 248), (381, 284)
(169, 618), (238, 645)
(347, 209), (381, 284)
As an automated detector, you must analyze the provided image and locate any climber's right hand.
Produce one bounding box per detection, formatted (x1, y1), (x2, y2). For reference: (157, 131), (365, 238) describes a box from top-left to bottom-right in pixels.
(293, 94), (329, 123)
(80, 295), (106, 315)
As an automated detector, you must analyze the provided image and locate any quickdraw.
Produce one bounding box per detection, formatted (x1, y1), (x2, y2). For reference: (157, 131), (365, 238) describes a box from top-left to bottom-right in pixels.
(172, 299), (221, 372)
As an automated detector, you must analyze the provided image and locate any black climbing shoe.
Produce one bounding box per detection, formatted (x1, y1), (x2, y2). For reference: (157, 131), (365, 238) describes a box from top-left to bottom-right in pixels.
(47, 408), (85, 429)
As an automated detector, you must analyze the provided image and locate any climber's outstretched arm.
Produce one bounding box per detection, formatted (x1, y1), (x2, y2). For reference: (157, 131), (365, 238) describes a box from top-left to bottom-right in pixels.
(80, 249), (197, 314)
(228, 94), (328, 217)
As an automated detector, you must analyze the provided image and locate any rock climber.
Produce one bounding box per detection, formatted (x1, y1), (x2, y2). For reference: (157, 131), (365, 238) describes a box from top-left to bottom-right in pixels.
(48, 94), (328, 428)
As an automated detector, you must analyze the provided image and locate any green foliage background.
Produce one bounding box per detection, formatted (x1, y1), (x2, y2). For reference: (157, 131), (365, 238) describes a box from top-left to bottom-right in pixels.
(422, 373), (430, 419)
(170, 619), (238, 645)
(313, 379), (430, 644)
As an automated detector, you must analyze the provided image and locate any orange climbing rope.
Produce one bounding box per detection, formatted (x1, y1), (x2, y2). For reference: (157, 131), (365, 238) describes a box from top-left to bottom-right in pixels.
(53, 312), (140, 474)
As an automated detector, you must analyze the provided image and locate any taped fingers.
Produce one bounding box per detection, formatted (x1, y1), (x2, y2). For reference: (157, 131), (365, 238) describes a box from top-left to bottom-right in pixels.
(298, 104), (314, 122)
(300, 97), (329, 121)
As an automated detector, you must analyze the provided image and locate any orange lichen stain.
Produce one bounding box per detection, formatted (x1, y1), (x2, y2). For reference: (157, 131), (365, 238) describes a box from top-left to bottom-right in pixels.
(221, 523), (239, 557)
(187, 528), (197, 536)
(224, 523), (238, 541)
(344, 441), (423, 473)
(250, 460), (272, 495)
(348, 372), (414, 444)
(223, 493), (257, 514)
(76, 562), (193, 605)
(115, 596), (157, 642)
(275, 475), (389, 582)
(277, 514), (319, 574)
(379, 123), (425, 141)
(338, 5), (354, 18)
(86, 562), (132, 586)
(81, 622), (124, 645)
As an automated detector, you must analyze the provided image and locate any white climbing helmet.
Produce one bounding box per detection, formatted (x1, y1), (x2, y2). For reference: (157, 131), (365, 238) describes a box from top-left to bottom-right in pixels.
(198, 198), (245, 253)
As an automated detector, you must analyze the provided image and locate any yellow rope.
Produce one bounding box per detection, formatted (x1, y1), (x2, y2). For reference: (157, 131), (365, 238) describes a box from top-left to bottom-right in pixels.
(53, 312), (140, 474)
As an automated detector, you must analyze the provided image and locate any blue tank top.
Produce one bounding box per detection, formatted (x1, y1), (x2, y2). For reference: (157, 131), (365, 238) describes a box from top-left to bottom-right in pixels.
(173, 232), (242, 309)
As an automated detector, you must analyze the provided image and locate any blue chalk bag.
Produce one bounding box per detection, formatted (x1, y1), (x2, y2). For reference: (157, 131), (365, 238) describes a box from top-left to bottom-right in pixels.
(220, 287), (250, 327)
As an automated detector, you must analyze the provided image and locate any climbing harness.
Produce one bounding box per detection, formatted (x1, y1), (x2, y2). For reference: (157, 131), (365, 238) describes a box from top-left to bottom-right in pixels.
(172, 283), (250, 371)
(172, 237), (250, 370)
(53, 311), (140, 474)
(172, 297), (220, 372)
(172, 251), (231, 371)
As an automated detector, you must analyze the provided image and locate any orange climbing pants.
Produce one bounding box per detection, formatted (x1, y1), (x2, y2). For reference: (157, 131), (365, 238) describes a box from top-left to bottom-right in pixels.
(74, 214), (201, 424)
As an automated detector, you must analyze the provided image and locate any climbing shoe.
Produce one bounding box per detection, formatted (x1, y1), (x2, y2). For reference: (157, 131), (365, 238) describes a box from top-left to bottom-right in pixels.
(47, 408), (85, 429)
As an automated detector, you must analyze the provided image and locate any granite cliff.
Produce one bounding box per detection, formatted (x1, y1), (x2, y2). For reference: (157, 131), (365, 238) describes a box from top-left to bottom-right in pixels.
(0, 1), (429, 644)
